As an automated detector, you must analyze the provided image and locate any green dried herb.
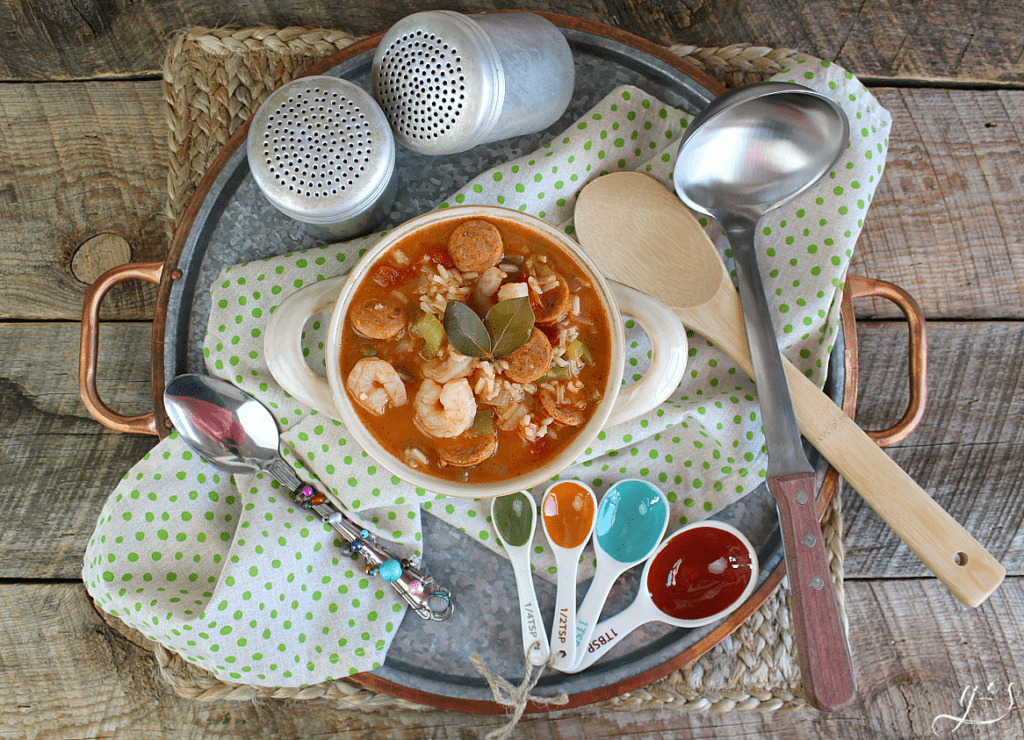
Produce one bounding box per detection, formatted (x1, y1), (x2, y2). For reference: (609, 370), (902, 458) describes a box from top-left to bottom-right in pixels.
(443, 297), (535, 360)
(443, 301), (492, 358)
(485, 297), (534, 359)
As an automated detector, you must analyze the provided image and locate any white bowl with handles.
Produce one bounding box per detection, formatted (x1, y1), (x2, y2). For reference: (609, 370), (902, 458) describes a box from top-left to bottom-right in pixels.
(264, 205), (688, 498)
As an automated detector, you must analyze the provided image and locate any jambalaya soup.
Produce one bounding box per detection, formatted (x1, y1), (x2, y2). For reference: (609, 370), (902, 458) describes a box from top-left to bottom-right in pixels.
(340, 217), (613, 484)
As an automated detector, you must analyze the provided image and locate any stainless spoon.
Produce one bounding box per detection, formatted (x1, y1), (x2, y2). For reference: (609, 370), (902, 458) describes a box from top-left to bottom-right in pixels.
(163, 373), (454, 621)
(670, 82), (854, 708)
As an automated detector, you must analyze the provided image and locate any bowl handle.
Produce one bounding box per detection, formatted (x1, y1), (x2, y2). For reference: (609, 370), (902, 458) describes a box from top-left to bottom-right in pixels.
(264, 275), (348, 419)
(603, 281), (690, 428)
(79, 261), (163, 435)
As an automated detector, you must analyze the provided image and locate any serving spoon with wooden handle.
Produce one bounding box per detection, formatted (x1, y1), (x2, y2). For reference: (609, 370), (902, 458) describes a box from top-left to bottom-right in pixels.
(574, 171), (1005, 612)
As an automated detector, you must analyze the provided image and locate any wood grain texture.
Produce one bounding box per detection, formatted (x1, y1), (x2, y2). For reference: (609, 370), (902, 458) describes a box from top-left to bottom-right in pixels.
(771, 474), (856, 710)
(0, 322), (158, 580)
(2, 81), (1023, 321)
(2, 580), (1019, 739)
(844, 321), (1024, 580)
(3, 0), (1024, 84)
(851, 88), (1024, 321)
(3, 2), (1022, 735)
(0, 81), (166, 320)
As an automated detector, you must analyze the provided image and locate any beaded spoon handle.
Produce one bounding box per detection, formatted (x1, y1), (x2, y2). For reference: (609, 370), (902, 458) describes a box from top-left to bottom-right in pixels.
(164, 373), (454, 622)
(284, 473), (453, 621)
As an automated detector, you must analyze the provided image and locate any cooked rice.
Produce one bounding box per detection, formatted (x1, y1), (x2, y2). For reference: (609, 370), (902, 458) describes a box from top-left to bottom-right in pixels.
(537, 273), (559, 292)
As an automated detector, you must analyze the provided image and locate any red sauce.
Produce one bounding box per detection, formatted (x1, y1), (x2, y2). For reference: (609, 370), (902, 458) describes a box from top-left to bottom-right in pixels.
(646, 526), (754, 621)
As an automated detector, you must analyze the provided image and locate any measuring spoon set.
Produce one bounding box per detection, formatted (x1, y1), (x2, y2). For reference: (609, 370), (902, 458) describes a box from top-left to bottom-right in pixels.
(492, 479), (759, 673)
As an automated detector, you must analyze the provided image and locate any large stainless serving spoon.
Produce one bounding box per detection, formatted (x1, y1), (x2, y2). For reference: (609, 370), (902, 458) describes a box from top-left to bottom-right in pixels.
(671, 82), (854, 709)
(573, 171), (1005, 676)
(163, 373), (454, 621)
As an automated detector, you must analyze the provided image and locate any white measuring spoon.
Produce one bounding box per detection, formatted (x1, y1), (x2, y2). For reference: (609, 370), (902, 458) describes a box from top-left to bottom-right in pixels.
(540, 480), (598, 670)
(567, 521), (759, 673)
(567, 479), (669, 671)
(492, 491), (550, 666)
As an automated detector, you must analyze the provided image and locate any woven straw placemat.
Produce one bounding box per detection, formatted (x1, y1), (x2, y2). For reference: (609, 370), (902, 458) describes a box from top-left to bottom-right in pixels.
(142, 25), (846, 714)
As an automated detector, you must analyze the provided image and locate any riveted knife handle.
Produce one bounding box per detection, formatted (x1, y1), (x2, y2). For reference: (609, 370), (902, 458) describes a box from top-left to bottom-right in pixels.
(771, 472), (856, 711)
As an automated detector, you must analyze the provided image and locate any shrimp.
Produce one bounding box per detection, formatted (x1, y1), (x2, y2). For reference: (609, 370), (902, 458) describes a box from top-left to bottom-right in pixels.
(424, 348), (477, 383)
(447, 220), (503, 273)
(414, 378), (477, 438)
(346, 357), (408, 416)
(471, 266), (506, 309)
(498, 281), (529, 302)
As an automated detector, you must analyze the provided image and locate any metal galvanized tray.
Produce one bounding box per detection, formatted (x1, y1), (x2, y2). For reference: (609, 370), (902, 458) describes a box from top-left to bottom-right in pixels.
(79, 17), (923, 712)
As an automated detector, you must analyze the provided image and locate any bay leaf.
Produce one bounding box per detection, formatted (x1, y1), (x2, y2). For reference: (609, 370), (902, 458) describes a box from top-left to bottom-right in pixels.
(443, 301), (491, 358)
(485, 297), (535, 359)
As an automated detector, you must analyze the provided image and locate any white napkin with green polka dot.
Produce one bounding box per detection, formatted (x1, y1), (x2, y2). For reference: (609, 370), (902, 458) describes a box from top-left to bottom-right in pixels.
(84, 56), (890, 688)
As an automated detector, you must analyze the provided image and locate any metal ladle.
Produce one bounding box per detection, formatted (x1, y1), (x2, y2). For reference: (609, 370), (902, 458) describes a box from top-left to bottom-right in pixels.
(672, 82), (854, 709)
(163, 373), (454, 621)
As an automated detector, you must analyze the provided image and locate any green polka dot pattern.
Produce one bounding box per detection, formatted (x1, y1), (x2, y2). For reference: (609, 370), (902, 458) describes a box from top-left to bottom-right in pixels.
(84, 67), (891, 688)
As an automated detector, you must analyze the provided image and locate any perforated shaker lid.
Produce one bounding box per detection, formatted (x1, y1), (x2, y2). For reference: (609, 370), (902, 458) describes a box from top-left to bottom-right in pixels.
(371, 11), (503, 155)
(247, 76), (395, 223)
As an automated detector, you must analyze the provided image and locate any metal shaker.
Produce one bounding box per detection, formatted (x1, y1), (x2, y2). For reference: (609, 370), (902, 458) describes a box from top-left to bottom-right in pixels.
(247, 75), (397, 240)
(371, 11), (575, 155)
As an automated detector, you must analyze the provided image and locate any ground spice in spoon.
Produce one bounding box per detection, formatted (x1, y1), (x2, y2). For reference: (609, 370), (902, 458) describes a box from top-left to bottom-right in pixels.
(542, 481), (596, 549)
(492, 491), (535, 547)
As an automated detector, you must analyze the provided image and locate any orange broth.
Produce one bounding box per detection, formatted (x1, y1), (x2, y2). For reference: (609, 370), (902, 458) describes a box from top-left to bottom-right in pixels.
(340, 217), (613, 484)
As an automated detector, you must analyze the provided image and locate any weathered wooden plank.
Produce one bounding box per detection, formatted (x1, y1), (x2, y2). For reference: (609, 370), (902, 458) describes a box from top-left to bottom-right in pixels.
(0, 81), (167, 321)
(1, 579), (1019, 739)
(0, 322), (158, 580)
(2, 82), (1022, 321)
(851, 88), (1024, 321)
(678, 0), (1024, 86)
(843, 321), (1024, 579)
(4, 320), (1022, 581)
(3, 0), (1024, 84)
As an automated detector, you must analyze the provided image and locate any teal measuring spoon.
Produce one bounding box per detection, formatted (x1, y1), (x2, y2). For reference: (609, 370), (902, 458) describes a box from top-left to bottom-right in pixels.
(565, 479), (669, 671)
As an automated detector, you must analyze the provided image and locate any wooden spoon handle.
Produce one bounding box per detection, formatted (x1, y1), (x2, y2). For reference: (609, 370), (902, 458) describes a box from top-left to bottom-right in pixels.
(781, 359), (1005, 606)
(771, 473), (856, 709)
(676, 303), (1005, 606)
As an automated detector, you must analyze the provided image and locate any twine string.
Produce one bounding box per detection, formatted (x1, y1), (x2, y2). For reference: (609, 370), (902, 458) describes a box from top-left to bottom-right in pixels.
(470, 643), (569, 740)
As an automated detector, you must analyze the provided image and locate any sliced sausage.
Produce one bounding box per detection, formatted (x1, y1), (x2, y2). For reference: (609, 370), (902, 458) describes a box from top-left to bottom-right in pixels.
(447, 220), (503, 273)
(539, 388), (585, 426)
(532, 274), (572, 326)
(439, 435), (498, 468)
(503, 328), (553, 384)
(351, 296), (407, 339)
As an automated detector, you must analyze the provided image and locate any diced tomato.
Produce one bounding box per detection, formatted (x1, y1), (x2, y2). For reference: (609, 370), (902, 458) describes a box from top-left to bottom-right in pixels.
(425, 247), (455, 269)
(529, 436), (552, 458)
(539, 325), (559, 345)
(371, 263), (418, 288)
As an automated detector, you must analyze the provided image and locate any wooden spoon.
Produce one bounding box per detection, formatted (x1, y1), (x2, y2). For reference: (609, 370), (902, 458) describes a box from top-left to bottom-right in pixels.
(574, 171), (1005, 609)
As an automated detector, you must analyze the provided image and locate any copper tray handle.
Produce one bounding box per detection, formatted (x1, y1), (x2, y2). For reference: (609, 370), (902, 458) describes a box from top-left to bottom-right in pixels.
(844, 274), (927, 447)
(79, 261), (164, 436)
